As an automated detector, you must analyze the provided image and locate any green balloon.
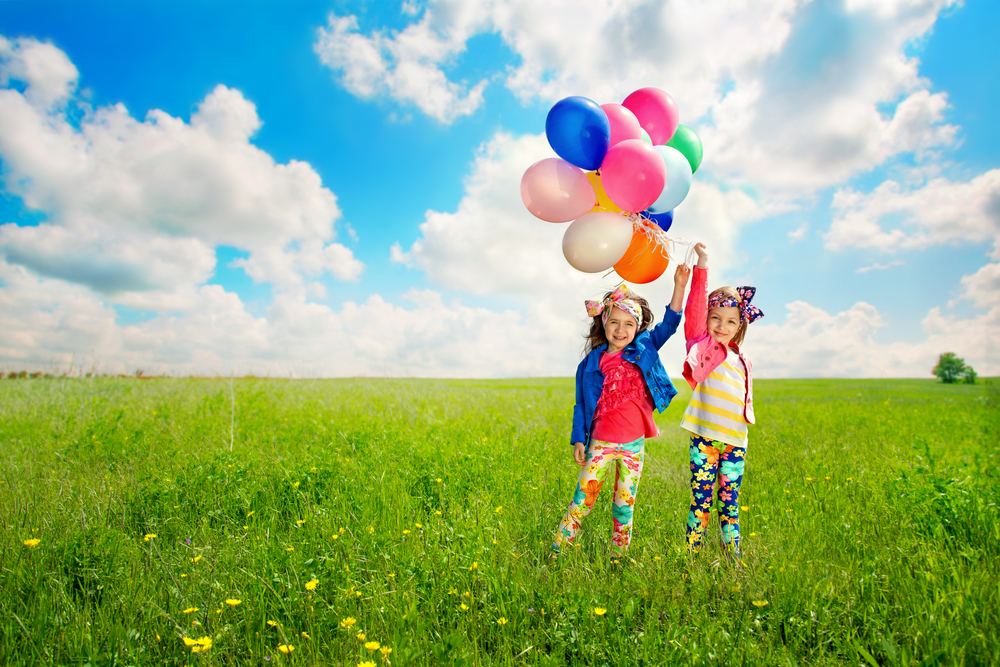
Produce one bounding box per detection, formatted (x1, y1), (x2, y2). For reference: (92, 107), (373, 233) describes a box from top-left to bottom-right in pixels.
(640, 128), (653, 145)
(665, 124), (703, 173)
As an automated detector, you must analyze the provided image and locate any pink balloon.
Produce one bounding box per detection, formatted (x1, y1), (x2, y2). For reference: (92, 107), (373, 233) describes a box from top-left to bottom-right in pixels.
(599, 139), (667, 213)
(622, 88), (680, 145)
(600, 103), (642, 149)
(520, 158), (596, 223)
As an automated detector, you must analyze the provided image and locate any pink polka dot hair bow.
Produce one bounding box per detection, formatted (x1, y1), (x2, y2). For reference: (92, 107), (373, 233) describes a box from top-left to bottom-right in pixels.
(585, 284), (643, 326)
(708, 286), (764, 324)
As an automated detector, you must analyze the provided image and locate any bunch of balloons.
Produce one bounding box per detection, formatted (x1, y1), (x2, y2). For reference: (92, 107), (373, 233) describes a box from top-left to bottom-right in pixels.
(520, 87), (703, 283)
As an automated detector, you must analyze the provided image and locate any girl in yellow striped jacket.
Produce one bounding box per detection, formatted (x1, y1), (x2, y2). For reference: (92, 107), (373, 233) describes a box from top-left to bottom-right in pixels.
(680, 243), (764, 556)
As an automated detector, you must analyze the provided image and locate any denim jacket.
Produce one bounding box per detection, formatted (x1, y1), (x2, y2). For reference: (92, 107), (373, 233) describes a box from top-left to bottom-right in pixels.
(571, 306), (681, 446)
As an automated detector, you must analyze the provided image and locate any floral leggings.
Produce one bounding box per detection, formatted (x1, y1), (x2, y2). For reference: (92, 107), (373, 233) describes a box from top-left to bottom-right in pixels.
(686, 435), (746, 555)
(553, 437), (644, 554)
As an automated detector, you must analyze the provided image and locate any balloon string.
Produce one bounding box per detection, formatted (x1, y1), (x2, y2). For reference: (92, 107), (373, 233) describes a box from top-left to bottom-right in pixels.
(628, 213), (697, 267)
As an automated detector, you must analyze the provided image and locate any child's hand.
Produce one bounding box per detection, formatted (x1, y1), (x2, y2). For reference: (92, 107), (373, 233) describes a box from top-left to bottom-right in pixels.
(674, 263), (691, 287)
(573, 442), (586, 466)
(694, 243), (708, 268)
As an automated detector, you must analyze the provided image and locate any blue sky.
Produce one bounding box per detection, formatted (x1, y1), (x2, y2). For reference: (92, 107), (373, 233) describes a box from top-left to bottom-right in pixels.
(0, 0), (997, 378)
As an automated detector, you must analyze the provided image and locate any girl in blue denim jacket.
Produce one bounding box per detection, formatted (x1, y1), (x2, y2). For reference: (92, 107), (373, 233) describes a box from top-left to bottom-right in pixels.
(552, 266), (689, 560)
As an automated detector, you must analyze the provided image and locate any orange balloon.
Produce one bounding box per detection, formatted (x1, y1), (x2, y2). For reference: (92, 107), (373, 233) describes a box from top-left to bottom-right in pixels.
(585, 171), (622, 213)
(614, 229), (670, 284)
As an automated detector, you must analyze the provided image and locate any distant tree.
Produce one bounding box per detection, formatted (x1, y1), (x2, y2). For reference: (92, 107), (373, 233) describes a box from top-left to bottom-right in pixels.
(933, 353), (975, 384)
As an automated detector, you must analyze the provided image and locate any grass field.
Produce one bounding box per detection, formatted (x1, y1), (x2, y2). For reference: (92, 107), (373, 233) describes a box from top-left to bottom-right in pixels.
(1, 376), (997, 666)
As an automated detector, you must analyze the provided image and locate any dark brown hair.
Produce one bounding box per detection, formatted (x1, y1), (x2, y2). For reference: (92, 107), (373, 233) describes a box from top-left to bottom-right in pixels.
(583, 290), (654, 356)
(708, 286), (748, 347)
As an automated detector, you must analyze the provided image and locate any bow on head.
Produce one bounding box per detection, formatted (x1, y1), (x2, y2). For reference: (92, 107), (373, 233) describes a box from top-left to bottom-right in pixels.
(708, 286), (764, 324)
(585, 284), (643, 327)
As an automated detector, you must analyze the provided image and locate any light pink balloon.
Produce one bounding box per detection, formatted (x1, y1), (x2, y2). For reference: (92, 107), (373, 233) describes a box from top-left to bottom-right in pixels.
(622, 88), (680, 145)
(599, 139), (667, 213)
(562, 211), (634, 273)
(520, 158), (596, 223)
(600, 103), (642, 149)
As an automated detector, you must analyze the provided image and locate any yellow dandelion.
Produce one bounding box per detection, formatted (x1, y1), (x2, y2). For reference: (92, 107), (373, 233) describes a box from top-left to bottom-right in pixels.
(246, 511), (255, 517)
(305, 578), (319, 591)
(340, 617), (357, 629)
(387, 573), (395, 578)
(293, 482), (300, 488)
(225, 599), (241, 606)
(332, 534), (339, 540)
(402, 530), (411, 535)
(470, 562), (478, 571)
(435, 478), (442, 483)
(143, 533), (157, 542)
(182, 637), (198, 646)
(380, 647), (393, 657)
(460, 603), (469, 611)
(301, 632), (310, 639)
(267, 620), (278, 627)
(367, 526), (375, 533)
(463, 591), (471, 597)
(435, 511), (442, 516)
(23, 538), (40, 548)
(357, 632), (366, 641)
(277, 644), (294, 654)
(359, 662), (376, 667)
(183, 607), (199, 614)
(805, 477), (813, 482)
(285, 547), (294, 552)
(753, 600), (769, 607)
(365, 640), (380, 651)
(415, 523), (422, 529)
(497, 617), (507, 625)
(448, 588), (457, 595)
(339, 527), (345, 533)
(310, 466), (317, 472)
(296, 519), (307, 525)
(191, 555), (202, 563)
(593, 607), (607, 616)
(495, 506), (503, 513)
(356, 591), (362, 597)
(180, 574), (187, 578)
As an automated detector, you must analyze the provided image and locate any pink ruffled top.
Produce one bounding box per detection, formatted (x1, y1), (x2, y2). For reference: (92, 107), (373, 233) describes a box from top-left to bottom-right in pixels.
(591, 351), (659, 444)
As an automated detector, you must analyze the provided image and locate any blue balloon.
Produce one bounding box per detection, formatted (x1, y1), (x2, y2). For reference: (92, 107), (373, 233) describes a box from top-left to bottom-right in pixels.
(545, 96), (610, 171)
(642, 209), (673, 232)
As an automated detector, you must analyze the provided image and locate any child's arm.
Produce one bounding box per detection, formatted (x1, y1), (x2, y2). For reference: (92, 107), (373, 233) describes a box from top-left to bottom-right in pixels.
(570, 360), (588, 463)
(670, 262), (690, 313)
(684, 243), (709, 343)
(648, 262), (690, 349)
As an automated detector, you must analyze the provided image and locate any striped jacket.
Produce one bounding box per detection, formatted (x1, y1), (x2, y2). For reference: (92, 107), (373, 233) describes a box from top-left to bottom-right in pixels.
(681, 266), (755, 425)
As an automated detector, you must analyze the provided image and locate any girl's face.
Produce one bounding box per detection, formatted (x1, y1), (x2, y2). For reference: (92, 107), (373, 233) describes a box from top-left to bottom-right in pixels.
(707, 306), (741, 346)
(604, 306), (638, 354)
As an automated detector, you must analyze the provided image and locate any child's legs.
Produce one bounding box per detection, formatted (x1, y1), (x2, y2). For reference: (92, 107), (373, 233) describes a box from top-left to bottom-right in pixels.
(686, 435), (721, 554)
(717, 445), (746, 555)
(552, 441), (613, 552)
(610, 438), (645, 550)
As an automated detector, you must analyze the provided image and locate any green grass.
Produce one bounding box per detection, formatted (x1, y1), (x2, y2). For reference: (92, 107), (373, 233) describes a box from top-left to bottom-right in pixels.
(0, 376), (997, 666)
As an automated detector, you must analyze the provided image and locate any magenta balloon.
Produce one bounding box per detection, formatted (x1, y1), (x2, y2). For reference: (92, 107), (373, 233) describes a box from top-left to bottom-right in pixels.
(599, 139), (667, 213)
(520, 158), (596, 223)
(600, 103), (642, 149)
(622, 88), (680, 145)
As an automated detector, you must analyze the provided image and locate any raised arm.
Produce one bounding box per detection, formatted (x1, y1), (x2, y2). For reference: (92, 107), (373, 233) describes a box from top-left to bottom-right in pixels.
(684, 244), (709, 343)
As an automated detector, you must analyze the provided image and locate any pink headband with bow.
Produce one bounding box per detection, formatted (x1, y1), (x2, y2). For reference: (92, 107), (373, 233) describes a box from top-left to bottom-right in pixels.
(585, 284), (644, 328)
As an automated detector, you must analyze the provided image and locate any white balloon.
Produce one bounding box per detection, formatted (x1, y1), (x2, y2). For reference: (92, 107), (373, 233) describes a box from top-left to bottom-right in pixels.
(562, 211), (634, 273)
(648, 145), (693, 214)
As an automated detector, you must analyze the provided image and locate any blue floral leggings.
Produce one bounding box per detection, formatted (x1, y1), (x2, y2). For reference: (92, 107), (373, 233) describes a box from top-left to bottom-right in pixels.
(686, 435), (746, 555)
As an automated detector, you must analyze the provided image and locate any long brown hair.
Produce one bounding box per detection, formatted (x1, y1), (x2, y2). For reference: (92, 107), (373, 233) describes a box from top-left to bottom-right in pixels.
(583, 290), (654, 356)
(708, 286), (748, 347)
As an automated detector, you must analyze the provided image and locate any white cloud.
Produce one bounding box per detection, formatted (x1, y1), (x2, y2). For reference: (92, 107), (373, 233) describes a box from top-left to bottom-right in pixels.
(314, 10), (488, 123)
(750, 299), (1000, 378)
(788, 222), (808, 243)
(960, 262), (1000, 308)
(825, 170), (1000, 254)
(0, 37), (362, 309)
(855, 260), (904, 274)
